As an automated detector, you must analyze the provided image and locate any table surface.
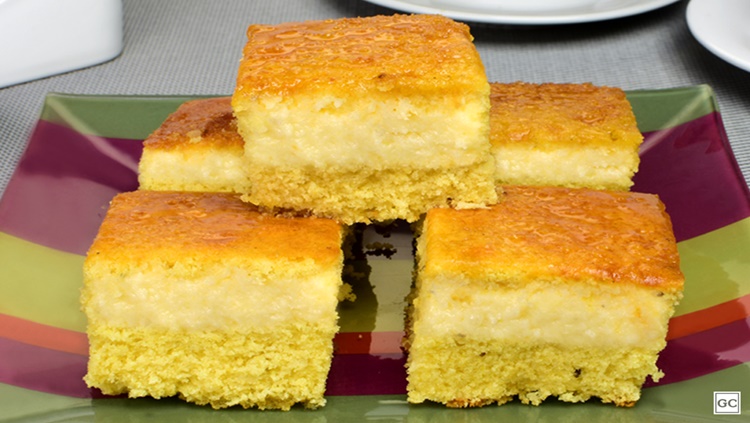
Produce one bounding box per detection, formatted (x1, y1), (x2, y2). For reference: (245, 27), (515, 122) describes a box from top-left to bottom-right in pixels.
(1, 0), (749, 199)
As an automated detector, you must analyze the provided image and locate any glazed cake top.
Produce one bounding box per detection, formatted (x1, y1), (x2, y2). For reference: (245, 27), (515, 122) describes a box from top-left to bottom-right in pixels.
(87, 190), (342, 266)
(143, 97), (242, 151)
(233, 14), (488, 99)
(421, 185), (684, 291)
(489, 82), (643, 150)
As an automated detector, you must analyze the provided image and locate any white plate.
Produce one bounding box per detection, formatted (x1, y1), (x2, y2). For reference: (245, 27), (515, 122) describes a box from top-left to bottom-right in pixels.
(362, 0), (681, 25)
(687, 0), (750, 72)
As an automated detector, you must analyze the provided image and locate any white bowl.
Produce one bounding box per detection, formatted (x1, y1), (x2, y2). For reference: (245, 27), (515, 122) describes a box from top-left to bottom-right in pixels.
(0, 0), (123, 88)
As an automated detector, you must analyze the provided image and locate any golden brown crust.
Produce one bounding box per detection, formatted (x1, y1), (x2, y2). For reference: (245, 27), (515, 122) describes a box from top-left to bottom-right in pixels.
(489, 82), (643, 149)
(422, 185), (684, 291)
(143, 97), (242, 151)
(233, 14), (487, 100)
(87, 190), (342, 266)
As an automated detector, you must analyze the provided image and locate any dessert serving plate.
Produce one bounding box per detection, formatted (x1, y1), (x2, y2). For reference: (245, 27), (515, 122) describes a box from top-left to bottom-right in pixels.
(362, 0), (682, 25)
(1, 85), (749, 421)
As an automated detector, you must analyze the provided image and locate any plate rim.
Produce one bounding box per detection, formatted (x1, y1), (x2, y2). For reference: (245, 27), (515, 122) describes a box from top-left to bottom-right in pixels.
(361, 0), (682, 25)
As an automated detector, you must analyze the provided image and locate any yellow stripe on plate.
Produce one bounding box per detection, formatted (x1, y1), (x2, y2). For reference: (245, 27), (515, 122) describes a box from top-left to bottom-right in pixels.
(674, 217), (750, 316)
(0, 232), (86, 332)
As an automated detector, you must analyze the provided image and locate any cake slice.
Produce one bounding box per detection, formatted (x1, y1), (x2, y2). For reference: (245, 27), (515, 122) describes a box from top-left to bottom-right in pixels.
(232, 14), (497, 224)
(406, 185), (684, 407)
(138, 97), (249, 193)
(490, 82), (643, 191)
(81, 190), (345, 410)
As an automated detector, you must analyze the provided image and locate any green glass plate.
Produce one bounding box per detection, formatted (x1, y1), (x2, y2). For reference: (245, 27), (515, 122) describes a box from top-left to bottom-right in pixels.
(0, 85), (749, 422)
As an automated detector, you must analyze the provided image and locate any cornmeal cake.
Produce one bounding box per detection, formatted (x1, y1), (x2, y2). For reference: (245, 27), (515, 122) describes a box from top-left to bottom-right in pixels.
(406, 185), (684, 407)
(490, 82), (643, 191)
(138, 97), (249, 193)
(82, 190), (345, 410)
(232, 14), (497, 224)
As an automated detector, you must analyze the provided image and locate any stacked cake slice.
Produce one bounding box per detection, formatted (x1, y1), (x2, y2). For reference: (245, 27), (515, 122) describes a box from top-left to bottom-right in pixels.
(232, 14), (498, 224)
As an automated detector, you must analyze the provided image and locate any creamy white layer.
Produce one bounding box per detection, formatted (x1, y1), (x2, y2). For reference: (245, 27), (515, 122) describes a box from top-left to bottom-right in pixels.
(84, 258), (341, 331)
(235, 94), (491, 170)
(493, 145), (637, 190)
(412, 274), (675, 349)
(138, 149), (248, 193)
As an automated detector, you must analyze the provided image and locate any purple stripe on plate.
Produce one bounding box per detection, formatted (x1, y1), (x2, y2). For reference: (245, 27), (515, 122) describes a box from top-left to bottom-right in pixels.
(647, 316), (750, 387)
(326, 353), (407, 396)
(0, 120), (142, 256)
(0, 337), (101, 398)
(634, 112), (750, 242)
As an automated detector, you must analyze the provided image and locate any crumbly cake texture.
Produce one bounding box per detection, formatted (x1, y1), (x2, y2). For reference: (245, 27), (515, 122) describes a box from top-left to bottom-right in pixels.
(82, 190), (345, 410)
(138, 97), (250, 193)
(490, 82), (643, 191)
(232, 14), (497, 224)
(406, 185), (684, 408)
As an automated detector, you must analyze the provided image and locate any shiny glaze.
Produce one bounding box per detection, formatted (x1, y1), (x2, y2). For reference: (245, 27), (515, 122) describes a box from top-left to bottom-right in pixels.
(142, 97), (242, 151)
(87, 190), (343, 266)
(423, 185), (684, 290)
(234, 14), (487, 98)
(490, 82), (643, 149)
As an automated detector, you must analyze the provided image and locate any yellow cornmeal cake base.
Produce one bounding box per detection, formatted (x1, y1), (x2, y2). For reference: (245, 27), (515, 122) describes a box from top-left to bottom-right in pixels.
(406, 335), (662, 408)
(86, 324), (333, 410)
(244, 163), (497, 224)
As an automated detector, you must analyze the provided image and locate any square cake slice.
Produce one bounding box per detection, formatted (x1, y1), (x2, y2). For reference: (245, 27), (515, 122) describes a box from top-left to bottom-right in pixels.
(138, 97), (250, 193)
(406, 185), (684, 407)
(232, 14), (497, 224)
(490, 82), (643, 191)
(81, 190), (345, 410)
